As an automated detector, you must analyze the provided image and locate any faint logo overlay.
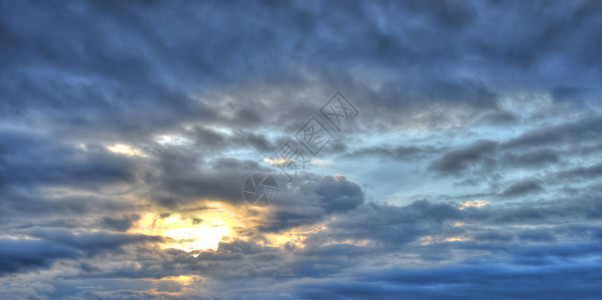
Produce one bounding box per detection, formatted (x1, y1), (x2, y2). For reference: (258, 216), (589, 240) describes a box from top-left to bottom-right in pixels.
(295, 116), (334, 156)
(320, 91), (359, 131)
(242, 91), (359, 207)
(242, 173), (278, 207)
(270, 140), (307, 182)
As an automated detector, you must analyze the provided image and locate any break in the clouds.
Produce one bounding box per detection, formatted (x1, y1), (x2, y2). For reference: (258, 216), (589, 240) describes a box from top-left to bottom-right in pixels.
(1, 0), (602, 299)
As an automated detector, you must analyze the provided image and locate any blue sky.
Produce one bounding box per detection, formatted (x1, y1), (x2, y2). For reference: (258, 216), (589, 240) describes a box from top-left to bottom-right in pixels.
(1, 0), (602, 299)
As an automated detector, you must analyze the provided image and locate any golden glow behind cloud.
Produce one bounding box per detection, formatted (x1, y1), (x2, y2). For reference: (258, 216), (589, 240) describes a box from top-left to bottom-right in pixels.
(107, 144), (148, 157)
(130, 207), (240, 253)
(458, 200), (489, 210)
(263, 157), (293, 165)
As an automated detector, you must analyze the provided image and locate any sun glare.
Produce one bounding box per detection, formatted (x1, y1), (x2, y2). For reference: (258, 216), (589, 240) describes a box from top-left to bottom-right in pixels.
(107, 143), (148, 157)
(131, 208), (238, 253)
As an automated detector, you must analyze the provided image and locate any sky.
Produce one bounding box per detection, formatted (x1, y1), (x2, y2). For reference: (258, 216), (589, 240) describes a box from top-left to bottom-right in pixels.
(1, 0), (602, 299)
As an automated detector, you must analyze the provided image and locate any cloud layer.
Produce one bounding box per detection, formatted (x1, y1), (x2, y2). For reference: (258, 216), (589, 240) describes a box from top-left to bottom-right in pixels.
(1, 0), (602, 299)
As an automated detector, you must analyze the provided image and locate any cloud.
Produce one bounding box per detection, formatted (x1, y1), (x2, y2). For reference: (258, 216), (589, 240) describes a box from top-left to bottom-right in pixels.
(295, 264), (602, 300)
(430, 140), (497, 174)
(101, 214), (141, 232)
(501, 180), (543, 197)
(0, 230), (162, 276)
(502, 117), (602, 150)
(0, 239), (78, 275)
(254, 174), (365, 233)
(345, 144), (440, 161)
(501, 149), (560, 168)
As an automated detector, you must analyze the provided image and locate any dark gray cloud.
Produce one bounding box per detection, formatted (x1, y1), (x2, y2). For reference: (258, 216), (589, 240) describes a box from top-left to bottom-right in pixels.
(556, 163), (602, 180)
(0, 129), (139, 189)
(502, 117), (602, 150)
(501, 149), (560, 168)
(501, 180), (543, 197)
(0, 239), (78, 275)
(295, 264), (602, 300)
(0, 230), (163, 276)
(475, 109), (519, 126)
(255, 175), (365, 233)
(430, 140), (497, 174)
(345, 144), (440, 161)
(101, 214), (141, 232)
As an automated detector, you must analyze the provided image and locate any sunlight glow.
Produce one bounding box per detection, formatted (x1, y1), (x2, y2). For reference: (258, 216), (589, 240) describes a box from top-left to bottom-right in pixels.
(444, 236), (470, 242)
(107, 143), (148, 157)
(458, 200), (489, 210)
(263, 157), (293, 165)
(261, 225), (327, 248)
(131, 208), (239, 253)
(157, 275), (198, 286)
(310, 158), (333, 167)
(155, 135), (192, 146)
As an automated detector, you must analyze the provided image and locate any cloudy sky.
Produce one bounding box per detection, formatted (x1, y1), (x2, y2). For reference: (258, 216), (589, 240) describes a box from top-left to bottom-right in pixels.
(2, 0), (602, 299)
